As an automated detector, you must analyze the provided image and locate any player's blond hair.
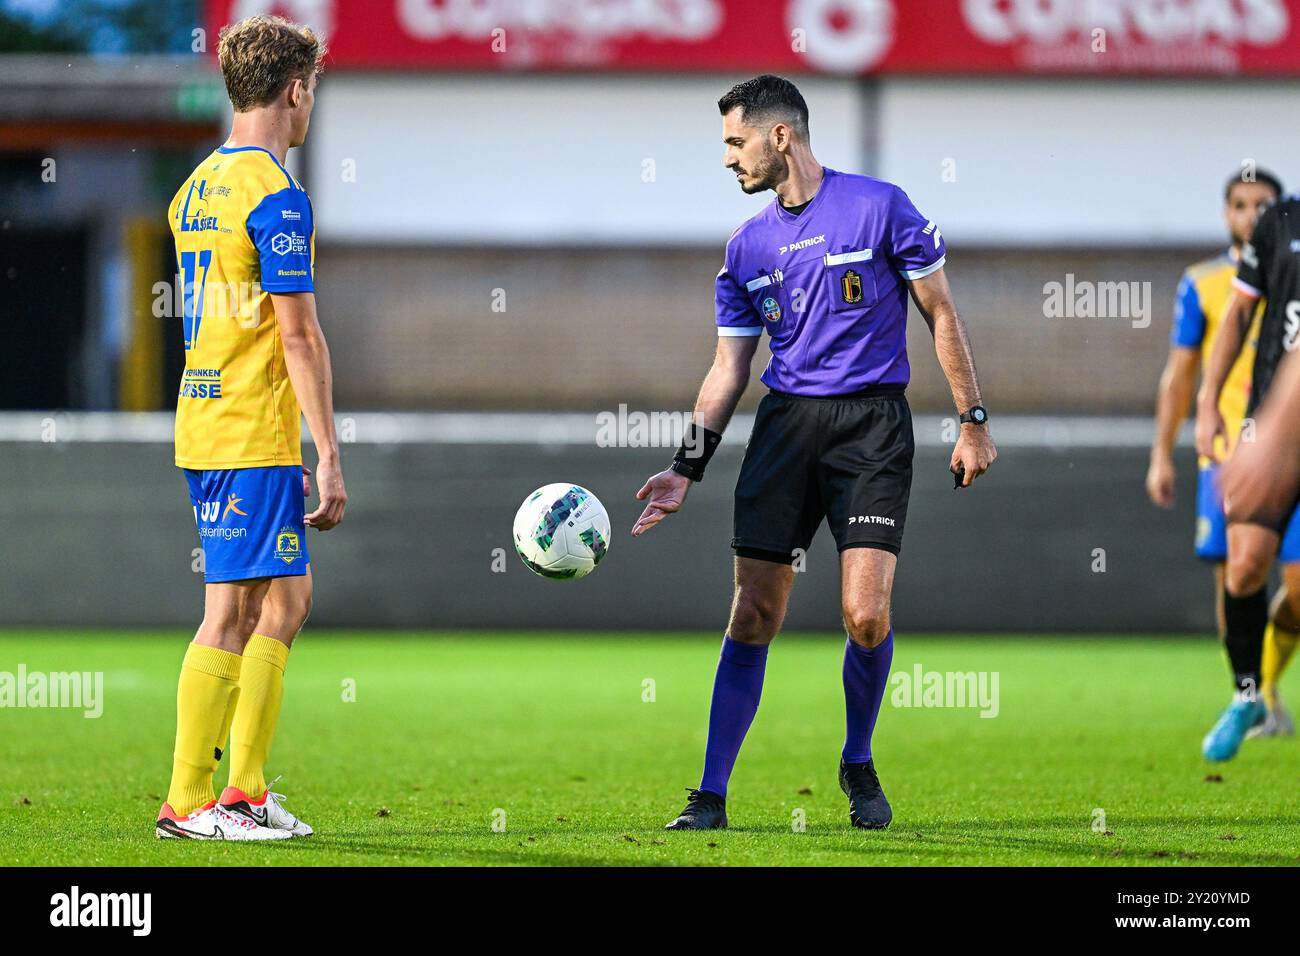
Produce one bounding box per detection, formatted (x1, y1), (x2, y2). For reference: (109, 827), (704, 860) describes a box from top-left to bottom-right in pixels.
(218, 15), (325, 113)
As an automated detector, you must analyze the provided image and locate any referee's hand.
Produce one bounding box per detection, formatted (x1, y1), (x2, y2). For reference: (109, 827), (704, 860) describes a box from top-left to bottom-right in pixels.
(952, 425), (997, 488)
(632, 468), (691, 536)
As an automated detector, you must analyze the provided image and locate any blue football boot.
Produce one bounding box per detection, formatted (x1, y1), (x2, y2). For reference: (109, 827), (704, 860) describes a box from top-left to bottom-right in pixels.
(1202, 696), (1267, 762)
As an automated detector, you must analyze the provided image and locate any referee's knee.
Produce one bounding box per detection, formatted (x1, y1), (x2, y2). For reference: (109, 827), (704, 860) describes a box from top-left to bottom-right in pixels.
(728, 593), (783, 645)
(843, 602), (890, 648)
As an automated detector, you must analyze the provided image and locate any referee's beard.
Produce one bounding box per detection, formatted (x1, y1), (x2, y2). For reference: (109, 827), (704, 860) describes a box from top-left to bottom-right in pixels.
(736, 145), (786, 195)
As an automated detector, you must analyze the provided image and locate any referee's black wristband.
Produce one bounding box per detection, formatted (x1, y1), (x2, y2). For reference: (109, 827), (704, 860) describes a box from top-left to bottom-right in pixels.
(671, 424), (723, 482)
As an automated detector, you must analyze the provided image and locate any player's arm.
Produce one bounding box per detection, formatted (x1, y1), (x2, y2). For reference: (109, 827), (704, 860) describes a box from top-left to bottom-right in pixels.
(1198, 209), (1274, 459)
(248, 183), (345, 529)
(631, 334), (758, 537)
(274, 290), (348, 531)
(1195, 291), (1255, 461)
(908, 266), (997, 487)
(1148, 272), (1205, 506)
(1147, 346), (1200, 507)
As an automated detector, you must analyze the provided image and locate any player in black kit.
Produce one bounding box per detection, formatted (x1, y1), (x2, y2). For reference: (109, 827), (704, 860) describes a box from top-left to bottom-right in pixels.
(1197, 191), (1300, 759)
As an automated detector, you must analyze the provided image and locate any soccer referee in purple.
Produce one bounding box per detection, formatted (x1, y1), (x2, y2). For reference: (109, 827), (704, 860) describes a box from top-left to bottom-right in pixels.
(633, 75), (997, 831)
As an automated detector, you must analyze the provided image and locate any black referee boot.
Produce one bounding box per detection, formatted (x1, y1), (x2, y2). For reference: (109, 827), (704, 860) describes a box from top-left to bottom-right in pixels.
(664, 788), (728, 830)
(839, 759), (893, 830)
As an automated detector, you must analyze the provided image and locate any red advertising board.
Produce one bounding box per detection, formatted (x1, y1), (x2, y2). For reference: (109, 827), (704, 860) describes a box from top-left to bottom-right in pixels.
(208, 0), (1300, 75)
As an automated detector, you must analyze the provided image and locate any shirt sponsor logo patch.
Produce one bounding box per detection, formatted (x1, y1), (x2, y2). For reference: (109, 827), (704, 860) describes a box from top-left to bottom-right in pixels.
(177, 181), (222, 232)
(270, 231), (309, 256)
(179, 368), (222, 399)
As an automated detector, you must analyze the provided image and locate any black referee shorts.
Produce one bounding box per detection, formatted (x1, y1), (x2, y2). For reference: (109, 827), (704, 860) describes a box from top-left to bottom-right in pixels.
(731, 386), (914, 564)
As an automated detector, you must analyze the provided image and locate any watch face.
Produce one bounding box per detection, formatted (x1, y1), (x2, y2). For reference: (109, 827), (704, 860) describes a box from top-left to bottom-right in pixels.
(973, 408), (986, 423)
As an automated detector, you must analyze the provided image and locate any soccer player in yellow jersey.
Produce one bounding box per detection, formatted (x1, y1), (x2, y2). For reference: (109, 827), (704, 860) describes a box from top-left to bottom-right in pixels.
(1147, 169), (1295, 754)
(155, 15), (347, 839)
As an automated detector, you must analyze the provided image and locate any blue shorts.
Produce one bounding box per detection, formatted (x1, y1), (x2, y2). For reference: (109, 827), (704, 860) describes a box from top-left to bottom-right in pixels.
(1196, 464), (1300, 563)
(184, 465), (309, 583)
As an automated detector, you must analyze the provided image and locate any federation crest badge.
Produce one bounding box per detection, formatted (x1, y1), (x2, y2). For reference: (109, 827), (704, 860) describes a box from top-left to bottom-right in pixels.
(761, 296), (782, 322)
(841, 269), (864, 304)
(274, 526), (301, 565)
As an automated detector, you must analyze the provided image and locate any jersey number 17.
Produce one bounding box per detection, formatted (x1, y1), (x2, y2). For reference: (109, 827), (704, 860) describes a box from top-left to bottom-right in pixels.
(180, 249), (213, 351)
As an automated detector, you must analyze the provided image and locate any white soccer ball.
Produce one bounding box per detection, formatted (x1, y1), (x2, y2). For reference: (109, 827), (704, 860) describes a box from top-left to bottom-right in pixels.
(512, 482), (611, 580)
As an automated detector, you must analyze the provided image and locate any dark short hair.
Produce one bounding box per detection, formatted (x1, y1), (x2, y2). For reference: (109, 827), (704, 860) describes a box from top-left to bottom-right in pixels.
(718, 74), (809, 138)
(1225, 167), (1283, 202)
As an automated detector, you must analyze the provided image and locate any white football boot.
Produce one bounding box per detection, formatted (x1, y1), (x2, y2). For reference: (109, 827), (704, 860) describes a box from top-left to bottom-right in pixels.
(156, 800), (293, 840)
(218, 777), (313, 837)
(1249, 688), (1296, 738)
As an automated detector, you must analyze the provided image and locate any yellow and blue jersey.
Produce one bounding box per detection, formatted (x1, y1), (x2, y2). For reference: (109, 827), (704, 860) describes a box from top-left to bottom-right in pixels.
(1176, 250), (1263, 561)
(167, 145), (316, 470)
(1171, 250), (1258, 466)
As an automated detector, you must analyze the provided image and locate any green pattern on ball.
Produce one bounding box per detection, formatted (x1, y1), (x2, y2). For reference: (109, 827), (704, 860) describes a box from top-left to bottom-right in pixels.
(578, 526), (607, 564)
(532, 486), (588, 551)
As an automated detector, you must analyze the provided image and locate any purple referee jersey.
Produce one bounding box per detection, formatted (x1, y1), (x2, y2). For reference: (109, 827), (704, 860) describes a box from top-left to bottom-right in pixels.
(715, 167), (946, 396)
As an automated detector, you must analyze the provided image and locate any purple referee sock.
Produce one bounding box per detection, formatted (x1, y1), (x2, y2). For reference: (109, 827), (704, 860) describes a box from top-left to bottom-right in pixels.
(698, 635), (769, 798)
(842, 631), (894, 764)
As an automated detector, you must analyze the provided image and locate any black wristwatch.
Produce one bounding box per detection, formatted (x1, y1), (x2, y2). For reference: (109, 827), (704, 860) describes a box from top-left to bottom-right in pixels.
(959, 406), (988, 426)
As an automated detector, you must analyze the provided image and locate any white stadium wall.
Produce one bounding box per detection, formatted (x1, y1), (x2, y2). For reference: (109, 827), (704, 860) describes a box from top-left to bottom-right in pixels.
(309, 73), (865, 245)
(877, 77), (1300, 247)
(311, 73), (1300, 248)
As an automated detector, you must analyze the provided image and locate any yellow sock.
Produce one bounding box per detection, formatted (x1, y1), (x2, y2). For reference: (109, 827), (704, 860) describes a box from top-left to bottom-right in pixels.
(166, 643), (242, 815)
(228, 634), (290, 797)
(1262, 621), (1300, 707)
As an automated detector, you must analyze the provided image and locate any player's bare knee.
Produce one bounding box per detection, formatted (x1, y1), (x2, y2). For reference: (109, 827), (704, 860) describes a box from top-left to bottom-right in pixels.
(198, 603), (250, 652)
(237, 600), (263, 640)
(1226, 550), (1271, 597)
(291, 588), (313, 630)
(197, 620), (251, 654)
(843, 603), (890, 648)
(266, 586), (312, 636)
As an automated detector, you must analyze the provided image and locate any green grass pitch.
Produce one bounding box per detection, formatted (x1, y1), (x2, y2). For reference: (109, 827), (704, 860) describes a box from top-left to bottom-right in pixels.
(1, 631), (1297, 866)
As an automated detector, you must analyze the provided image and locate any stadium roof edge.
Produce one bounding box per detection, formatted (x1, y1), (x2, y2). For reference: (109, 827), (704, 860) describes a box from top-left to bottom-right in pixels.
(0, 54), (215, 85)
(0, 54), (222, 124)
